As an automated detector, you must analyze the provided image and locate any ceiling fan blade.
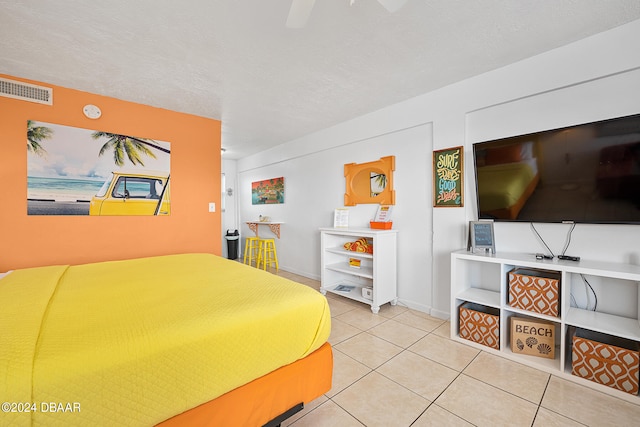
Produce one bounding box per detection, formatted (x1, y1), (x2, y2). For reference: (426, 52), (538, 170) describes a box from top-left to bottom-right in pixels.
(286, 0), (316, 28)
(376, 0), (408, 13)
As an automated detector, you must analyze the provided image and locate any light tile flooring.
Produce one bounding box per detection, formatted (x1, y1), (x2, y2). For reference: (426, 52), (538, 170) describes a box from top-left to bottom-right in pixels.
(274, 270), (640, 427)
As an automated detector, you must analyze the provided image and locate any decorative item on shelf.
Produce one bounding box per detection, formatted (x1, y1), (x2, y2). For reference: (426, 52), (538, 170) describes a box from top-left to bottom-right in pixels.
(468, 220), (495, 253)
(459, 302), (500, 350)
(370, 221), (393, 229)
(374, 205), (393, 221)
(343, 237), (373, 254)
(433, 146), (463, 207)
(370, 204), (393, 229)
(361, 287), (373, 300)
(348, 257), (361, 269)
(333, 208), (349, 228)
(571, 327), (640, 395)
(510, 317), (555, 359)
(508, 268), (560, 317)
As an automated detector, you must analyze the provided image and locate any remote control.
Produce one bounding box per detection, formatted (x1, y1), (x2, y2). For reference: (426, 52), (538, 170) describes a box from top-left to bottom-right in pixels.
(558, 255), (580, 261)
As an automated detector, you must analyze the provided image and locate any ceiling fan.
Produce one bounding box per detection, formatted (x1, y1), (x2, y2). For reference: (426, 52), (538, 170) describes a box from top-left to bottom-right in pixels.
(286, 0), (408, 28)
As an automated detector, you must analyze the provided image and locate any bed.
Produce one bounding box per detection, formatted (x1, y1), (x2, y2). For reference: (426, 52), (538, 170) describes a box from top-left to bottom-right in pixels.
(476, 141), (540, 220)
(0, 253), (332, 426)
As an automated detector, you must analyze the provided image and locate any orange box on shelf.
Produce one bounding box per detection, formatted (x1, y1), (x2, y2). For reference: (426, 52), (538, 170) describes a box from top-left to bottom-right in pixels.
(459, 302), (500, 350)
(510, 317), (555, 359)
(572, 328), (640, 395)
(508, 268), (560, 317)
(370, 221), (392, 229)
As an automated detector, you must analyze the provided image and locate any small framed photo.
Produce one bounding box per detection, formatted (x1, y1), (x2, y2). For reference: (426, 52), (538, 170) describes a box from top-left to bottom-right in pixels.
(469, 221), (496, 253)
(334, 208), (349, 228)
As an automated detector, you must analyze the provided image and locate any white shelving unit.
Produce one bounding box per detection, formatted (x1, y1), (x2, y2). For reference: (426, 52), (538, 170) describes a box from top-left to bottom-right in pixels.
(320, 227), (398, 313)
(451, 249), (640, 402)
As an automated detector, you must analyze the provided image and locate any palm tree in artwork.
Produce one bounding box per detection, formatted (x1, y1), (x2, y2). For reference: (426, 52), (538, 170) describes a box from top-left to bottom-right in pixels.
(92, 132), (170, 167)
(371, 172), (387, 196)
(27, 120), (53, 156)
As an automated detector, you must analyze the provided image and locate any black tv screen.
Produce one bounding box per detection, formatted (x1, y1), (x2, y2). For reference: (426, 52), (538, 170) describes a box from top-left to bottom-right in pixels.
(473, 113), (640, 224)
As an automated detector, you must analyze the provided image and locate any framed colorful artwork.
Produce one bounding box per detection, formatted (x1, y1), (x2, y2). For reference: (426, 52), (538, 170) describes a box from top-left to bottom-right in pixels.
(27, 120), (171, 216)
(433, 146), (463, 207)
(252, 177), (285, 204)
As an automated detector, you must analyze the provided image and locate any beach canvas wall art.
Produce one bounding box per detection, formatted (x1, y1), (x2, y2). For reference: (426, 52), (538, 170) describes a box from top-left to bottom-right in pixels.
(252, 177), (285, 204)
(27, 120), (171, 216)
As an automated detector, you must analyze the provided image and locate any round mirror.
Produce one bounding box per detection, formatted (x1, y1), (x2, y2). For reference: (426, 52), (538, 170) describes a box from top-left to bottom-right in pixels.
(353, 169), (385, 198)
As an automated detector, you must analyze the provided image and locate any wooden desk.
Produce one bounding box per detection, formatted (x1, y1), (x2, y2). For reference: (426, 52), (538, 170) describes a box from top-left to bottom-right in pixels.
(246, 221), (283, 239)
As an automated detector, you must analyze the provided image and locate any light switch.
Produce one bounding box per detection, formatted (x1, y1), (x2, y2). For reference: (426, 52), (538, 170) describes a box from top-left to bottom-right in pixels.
(208, 202), (216, 212)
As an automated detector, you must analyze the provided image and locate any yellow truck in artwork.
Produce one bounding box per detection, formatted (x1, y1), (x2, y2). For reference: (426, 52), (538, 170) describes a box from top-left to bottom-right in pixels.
(89, 170), (170, 216)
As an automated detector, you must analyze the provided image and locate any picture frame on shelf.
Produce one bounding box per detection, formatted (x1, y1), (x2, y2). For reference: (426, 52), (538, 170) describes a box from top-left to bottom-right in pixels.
(468, 220), (495, 253)
(334, 208), (349, 228)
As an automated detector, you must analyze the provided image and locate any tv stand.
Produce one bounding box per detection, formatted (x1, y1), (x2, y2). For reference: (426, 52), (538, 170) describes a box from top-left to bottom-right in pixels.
(451, 249), (640, 403)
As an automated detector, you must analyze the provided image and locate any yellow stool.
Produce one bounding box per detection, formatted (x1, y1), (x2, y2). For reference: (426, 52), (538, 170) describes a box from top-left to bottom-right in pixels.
(243, 236), (260, 266)
(257, 238), (279, 271)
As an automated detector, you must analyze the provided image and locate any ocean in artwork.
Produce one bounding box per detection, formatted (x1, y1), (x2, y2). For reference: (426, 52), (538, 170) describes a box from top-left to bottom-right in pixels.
(27, 176), (105, 201)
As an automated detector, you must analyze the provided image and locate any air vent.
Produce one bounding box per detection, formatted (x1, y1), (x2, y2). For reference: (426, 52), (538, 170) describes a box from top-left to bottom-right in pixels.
(0, 77), (53, 105)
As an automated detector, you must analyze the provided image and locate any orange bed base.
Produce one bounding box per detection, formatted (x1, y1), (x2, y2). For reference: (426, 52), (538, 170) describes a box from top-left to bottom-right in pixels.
(157, 342), (333, 427)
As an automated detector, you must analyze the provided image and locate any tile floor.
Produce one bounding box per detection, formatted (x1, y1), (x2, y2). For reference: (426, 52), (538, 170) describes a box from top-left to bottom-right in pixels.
(274, 270), (640, 427)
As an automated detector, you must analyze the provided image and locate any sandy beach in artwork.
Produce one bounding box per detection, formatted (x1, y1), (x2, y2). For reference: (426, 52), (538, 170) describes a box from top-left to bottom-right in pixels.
(27, 176), (102, 215)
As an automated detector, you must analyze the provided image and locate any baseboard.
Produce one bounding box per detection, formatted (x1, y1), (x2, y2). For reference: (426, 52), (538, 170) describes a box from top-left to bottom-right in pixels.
(278, 265), (320, 281)
(429, 307), (450, 321)
(396, 299), (450, 320)
(397, 299), (430, 315)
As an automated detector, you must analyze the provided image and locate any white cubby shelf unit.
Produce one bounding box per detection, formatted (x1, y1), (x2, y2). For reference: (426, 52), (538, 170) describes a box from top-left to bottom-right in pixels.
(320, 227), (398, 314)
(451, 249), (640, 403)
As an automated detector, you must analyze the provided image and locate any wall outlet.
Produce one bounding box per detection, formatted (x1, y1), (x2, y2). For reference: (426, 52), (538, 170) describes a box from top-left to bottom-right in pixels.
(208, 202), (216, 212)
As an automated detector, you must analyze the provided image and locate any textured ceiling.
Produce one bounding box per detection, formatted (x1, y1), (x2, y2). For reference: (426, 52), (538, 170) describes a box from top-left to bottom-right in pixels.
(1, 0), (640, 159)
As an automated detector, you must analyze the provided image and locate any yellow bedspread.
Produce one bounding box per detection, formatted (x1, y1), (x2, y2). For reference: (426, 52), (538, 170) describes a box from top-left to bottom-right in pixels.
(0, 254), (331, 426)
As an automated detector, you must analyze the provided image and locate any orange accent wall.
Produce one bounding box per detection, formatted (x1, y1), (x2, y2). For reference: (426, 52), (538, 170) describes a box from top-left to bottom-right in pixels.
(0, 74), (221, 271)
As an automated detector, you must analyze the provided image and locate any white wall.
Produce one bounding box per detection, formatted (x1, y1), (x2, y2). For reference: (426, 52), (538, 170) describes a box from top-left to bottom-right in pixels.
(234, 19), (640, 318)
(233, 124), (433, 312)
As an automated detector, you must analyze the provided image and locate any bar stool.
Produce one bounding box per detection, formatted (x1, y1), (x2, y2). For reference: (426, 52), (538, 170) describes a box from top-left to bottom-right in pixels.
(243, 236), (261, 266)
(257, 238), (279, 271)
